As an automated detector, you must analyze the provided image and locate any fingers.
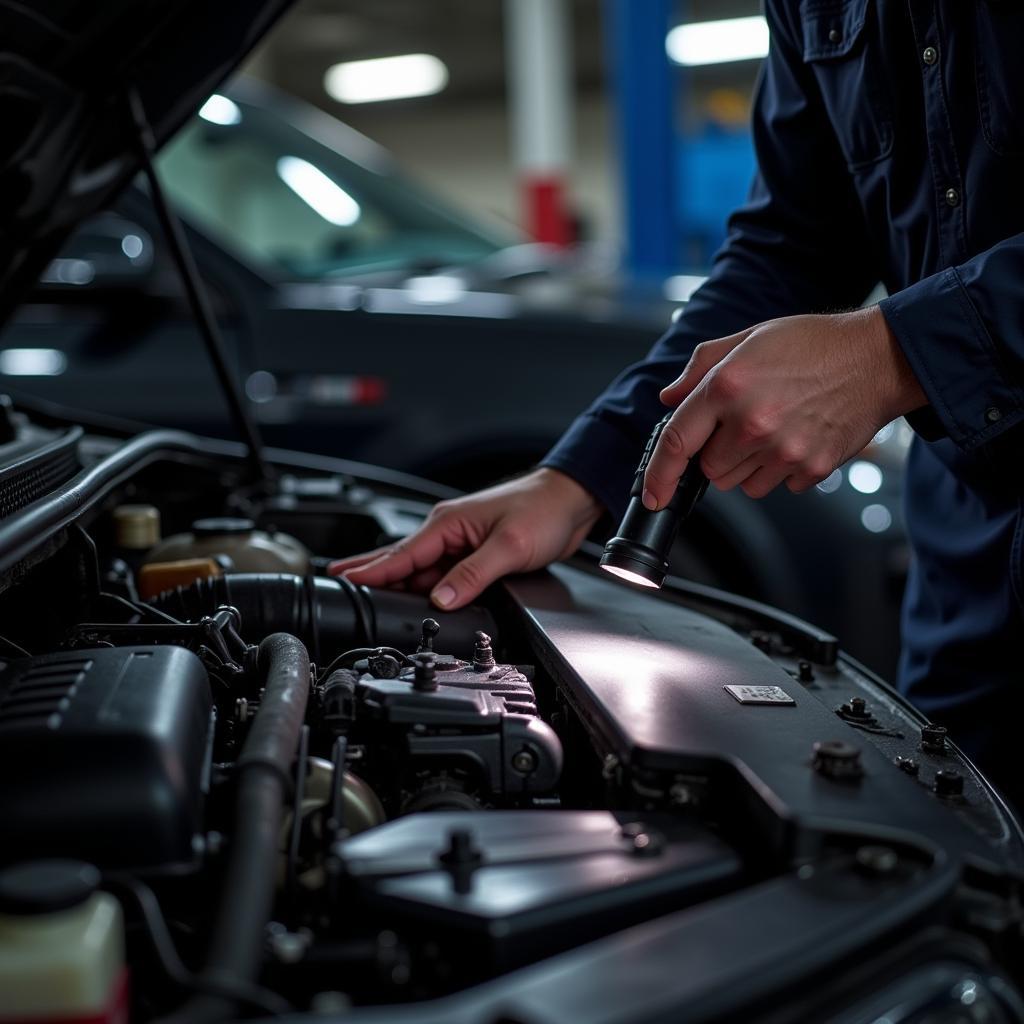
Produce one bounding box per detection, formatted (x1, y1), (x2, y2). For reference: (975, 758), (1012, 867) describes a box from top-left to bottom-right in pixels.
(738, 464), (791, 499)
(708, 452), (762, 491)
(405, 565), (448, 594)
(642, 394), (717, 511)
(327, 545), (393, 576)
(660, 330), (751, 407)
(341, 523), (449, 589)
(429, 527), (532, 610)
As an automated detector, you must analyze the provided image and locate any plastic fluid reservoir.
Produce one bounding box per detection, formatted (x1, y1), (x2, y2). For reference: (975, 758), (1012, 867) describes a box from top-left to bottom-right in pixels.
(0, 860), (128, 1024)
(145, 516), (310, 575)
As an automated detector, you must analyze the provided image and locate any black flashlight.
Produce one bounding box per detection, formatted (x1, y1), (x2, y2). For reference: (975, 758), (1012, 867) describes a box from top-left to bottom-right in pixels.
(600, 413), (709, 589)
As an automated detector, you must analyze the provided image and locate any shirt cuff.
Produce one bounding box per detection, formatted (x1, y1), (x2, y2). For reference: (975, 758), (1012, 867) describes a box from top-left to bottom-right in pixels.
(539, 412), (643, 523)
(879, 268), (1024, 449)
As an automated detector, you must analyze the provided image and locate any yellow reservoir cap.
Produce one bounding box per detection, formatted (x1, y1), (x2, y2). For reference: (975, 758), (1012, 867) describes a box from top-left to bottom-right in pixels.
(138, 557), (223, 601)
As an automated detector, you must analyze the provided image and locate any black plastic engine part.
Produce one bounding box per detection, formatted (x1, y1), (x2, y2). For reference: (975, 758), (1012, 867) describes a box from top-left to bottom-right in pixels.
(151, 573), (496, 661)
(358, 666), (561, 796)
(0, 859), (100, 915)
(335, 810), (741, 973)
(0, 646), (211, 870)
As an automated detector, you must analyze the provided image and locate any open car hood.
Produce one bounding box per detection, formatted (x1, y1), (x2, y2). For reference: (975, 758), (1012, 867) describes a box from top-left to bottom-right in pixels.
(0, 0), (292, 329)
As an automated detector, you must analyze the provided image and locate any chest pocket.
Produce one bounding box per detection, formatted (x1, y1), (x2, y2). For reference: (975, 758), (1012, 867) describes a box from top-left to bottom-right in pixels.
(975, 2), (1024, 158)
(801, 0), (894, 170)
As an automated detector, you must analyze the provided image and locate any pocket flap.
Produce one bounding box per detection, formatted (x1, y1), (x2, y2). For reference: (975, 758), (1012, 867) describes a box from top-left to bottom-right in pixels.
(801, 0), (869, 61)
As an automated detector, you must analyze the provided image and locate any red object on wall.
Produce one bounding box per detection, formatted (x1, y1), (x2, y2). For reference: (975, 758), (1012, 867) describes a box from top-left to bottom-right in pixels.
(524, 176), (571, 247)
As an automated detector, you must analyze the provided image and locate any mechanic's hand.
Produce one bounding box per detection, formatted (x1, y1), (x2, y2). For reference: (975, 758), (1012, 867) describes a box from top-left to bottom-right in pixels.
(328, 468), (603, 611)
(642, 306), (926, 507)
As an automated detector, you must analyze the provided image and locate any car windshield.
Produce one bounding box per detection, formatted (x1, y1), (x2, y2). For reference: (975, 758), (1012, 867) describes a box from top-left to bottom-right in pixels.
(156, 90), (510, 280)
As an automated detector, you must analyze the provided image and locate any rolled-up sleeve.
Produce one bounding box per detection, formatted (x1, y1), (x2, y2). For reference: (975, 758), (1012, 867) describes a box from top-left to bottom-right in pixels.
(880, 236), (1024, 449)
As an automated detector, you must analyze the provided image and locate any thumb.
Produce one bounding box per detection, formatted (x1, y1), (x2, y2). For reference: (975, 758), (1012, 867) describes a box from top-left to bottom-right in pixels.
(661, 330), (750, 407)
(430, 528), (530, 610)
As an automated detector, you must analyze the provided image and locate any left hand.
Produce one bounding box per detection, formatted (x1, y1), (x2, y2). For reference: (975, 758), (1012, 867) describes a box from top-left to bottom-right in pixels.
(641, 306), (927, 508)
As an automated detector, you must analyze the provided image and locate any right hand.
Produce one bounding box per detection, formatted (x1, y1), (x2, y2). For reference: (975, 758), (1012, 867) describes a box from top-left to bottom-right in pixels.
(327, 468), (603, 610)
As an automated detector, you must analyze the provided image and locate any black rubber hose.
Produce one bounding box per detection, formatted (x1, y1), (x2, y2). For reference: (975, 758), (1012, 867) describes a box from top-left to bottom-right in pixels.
(150, 573), (497, 661)
(159, 633), (309, 1024)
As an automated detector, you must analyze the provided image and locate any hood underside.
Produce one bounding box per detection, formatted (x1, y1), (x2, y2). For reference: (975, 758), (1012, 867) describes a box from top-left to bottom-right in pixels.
(0, 0), (292, 328)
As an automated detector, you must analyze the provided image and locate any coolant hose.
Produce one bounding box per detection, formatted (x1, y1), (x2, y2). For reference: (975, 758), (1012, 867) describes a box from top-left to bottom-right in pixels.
(160, 632), (310, 1023)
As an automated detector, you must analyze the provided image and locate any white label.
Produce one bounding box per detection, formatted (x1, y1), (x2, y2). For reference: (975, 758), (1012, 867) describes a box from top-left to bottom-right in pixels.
(724, 684), (795, 705)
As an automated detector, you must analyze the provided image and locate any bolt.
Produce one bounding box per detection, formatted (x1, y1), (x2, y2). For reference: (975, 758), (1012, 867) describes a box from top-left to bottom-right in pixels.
(511, 748), (537, 774)
(921, 723), (948, 754)
(437, 828), (482, 895)
(411, 653), (438, 692)
(620, 821), (665, 856)
(855, 845), (899, 876)
(234, 697), (249, 723)
(839, 696), (873, 722)
(417, 618), (440, 653)
(751, 631), (773, 654)
(812, 740), (864, 781)
(895, 755), (920, 777)
(934, 769), (964, 797)
(472, 631), (496, 671)
(602, 753), (620, 780)
(669, 782), (693, 806)
(798, 660), (815, 682)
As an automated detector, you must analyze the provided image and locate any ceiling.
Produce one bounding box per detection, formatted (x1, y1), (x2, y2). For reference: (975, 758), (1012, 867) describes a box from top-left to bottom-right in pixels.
(243, 0), (764, 118)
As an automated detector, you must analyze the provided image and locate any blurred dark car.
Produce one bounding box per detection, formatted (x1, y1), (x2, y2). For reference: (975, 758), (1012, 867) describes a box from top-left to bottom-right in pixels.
(0, 78), (909, 674)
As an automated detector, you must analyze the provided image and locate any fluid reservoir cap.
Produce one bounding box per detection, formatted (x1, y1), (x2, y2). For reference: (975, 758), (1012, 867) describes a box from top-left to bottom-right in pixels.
(0, 860), (100, 916)
(192, 517), (255, 537)
(113, 504), (161, 549)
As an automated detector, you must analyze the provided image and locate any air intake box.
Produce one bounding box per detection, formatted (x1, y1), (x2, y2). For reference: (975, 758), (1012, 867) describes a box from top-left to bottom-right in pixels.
(0, 646), (212, 870)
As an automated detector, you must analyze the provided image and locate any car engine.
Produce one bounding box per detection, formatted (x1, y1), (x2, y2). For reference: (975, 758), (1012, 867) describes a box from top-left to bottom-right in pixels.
(0, 416), (1022, 1024)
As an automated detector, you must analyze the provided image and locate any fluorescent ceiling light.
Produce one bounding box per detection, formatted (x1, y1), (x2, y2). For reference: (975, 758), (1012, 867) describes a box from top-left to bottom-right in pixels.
(198, 94), (242, 125)
(276, 156), (361, 226)
(666, 16), (769, 66)
(0, 349), (67, 376)
(324, 53), (449, 104)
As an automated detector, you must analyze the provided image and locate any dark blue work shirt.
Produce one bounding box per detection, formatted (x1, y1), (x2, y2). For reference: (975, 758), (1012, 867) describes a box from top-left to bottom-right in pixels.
(543, 0), (1024, 792)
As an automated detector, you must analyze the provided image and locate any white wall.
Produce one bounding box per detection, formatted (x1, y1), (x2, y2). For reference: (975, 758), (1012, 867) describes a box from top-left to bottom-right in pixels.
(338, 93), (621, 244)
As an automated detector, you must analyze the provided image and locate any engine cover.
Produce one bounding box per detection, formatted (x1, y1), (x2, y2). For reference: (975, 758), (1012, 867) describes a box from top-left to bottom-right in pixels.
(336, 810), (741, 973)
(0, 646), (212, 870)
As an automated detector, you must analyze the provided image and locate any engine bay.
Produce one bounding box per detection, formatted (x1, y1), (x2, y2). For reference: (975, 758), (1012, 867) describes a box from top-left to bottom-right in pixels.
(0, 418), (1022, 1024)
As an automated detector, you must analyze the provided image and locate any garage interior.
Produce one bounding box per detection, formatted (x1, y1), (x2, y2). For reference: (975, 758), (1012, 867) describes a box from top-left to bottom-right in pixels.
(0, 2), (1021, 1023)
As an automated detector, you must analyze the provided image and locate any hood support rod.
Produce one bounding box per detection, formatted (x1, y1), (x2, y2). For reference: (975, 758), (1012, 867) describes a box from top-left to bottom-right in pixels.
(127, 87), (274, 492)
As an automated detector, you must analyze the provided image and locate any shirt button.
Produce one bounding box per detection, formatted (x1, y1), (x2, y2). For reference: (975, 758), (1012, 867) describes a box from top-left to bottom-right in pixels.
(985, 407), (1003, 424)
(945, 187), (960, 207)
(922, 46), (938, 65)
(828, 28), (842, 43)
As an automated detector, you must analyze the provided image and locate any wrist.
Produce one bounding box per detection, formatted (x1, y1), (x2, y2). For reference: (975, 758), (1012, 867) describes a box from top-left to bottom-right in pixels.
(533, 467), (604, 526)
(864, 305), (927, 418)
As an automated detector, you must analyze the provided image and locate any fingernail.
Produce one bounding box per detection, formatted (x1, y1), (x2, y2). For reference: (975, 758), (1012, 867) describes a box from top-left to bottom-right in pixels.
(431, 584), (456, 608)
(642, 489), (658, 511)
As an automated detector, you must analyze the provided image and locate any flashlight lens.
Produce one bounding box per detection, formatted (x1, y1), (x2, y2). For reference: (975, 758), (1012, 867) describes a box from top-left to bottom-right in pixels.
(600, 563), (661, 588)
